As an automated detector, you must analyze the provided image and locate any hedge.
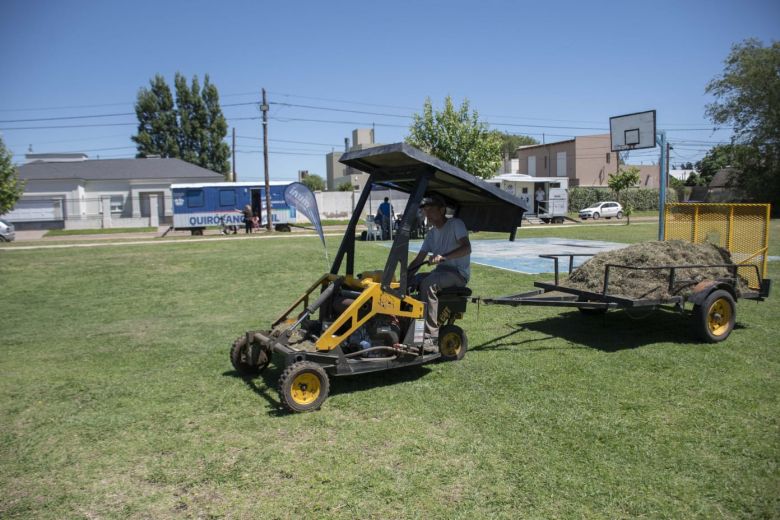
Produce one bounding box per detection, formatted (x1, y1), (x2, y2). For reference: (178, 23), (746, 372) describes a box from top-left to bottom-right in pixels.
(568, 187), (678, 212)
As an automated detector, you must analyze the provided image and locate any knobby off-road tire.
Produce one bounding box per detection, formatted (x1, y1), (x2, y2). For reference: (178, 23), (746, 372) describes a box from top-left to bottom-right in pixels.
(230, 335), (270, 376)
(693, 289), (736, 343)
(278, 361), (330, 412)
(578, 306), (607, 316)
(438, 324), (467, 361)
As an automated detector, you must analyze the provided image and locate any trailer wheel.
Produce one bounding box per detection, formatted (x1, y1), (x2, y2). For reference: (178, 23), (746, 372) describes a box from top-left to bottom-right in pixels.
(693, 289), (736, 343)
(230, 336), (270, 375)
(278, 361), (330, 412)
(578, 306), (607, 316)
(438, 324), (467, 361)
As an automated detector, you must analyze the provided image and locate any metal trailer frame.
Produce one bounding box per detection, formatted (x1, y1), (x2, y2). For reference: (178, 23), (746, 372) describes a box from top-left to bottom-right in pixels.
(478, 253), (771, 341)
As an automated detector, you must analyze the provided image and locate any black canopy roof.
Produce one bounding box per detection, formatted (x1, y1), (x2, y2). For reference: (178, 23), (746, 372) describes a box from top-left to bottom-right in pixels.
(340, 143), (527, 234)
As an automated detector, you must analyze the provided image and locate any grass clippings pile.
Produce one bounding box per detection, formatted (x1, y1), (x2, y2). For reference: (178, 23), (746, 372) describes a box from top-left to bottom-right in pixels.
(562, 240), (743, 300)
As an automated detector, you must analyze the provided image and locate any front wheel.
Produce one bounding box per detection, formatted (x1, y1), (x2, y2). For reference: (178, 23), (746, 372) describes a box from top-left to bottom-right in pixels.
(278, 361), (330, 412)
(692, 289), (736, 342)
(230, 335), (270, 375)
(592, 212), (600, 220)
(438, 324), (467, 361)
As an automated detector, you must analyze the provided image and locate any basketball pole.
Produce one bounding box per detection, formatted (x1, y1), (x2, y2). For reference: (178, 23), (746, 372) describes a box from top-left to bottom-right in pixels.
(656, 130), (667, 240)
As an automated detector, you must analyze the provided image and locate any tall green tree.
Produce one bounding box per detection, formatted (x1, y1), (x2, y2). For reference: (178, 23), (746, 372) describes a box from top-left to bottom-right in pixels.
(406, 96), (502, 179)
(608, 166), (640, 224)
(0, 136), (25, 215)
(694, 144), (742, 184)
(705, 38), (780, 207)
(201, 75), (231, 174)
(494, 131), (538, 159)
(131, 74), (179, 158)
(301, 174), (325, 192)
(133, 73), (231, 178)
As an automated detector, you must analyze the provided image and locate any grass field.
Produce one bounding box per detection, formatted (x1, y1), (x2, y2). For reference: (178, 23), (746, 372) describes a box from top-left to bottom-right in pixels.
(1, 222), (778, 518)
(43, 227), (159, 237)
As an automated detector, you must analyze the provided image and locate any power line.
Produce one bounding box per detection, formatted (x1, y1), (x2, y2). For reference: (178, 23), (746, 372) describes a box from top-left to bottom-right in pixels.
(0, 112), (135, 124)
(1, 122), (137, 131)
(270, 101), (412, 119)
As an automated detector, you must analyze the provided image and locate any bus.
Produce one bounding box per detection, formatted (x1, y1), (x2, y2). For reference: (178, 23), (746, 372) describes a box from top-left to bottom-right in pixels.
(171, 182), (296, 234)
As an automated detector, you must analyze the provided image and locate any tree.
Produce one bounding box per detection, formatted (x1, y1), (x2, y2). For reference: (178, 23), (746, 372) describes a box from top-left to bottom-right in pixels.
(301, 174), (325, 192)
(201, 75), (231, 175)
(0, 136), (25, 215)
(705, 39), (780, 208)
(132, 73), (231, 178)
(131, 74), (179, 158)
(406, 96), (502, 179)
(695, 144), (741, 184)
(337, 180), (354, 191)
(608, 166), (640, 224)
(493, 131), (538, 159)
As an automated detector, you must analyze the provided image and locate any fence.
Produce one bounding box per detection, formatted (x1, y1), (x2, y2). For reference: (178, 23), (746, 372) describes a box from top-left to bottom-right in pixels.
(664, 203), (771, 288)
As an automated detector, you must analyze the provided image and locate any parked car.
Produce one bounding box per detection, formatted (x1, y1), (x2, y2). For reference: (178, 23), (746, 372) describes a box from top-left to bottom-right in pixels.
(0, 218), (15, 242)
(579, 201), (623, 220)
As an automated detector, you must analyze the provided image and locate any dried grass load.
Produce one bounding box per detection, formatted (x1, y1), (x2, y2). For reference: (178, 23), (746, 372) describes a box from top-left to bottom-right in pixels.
(561, 240), (746, 300)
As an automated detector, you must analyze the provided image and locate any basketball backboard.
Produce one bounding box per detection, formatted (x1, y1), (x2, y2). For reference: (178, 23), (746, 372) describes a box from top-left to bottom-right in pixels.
(609, 110), (656, 151)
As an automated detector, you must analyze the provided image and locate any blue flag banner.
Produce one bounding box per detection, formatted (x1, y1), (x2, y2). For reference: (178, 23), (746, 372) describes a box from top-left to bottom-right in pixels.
(284, 182), (328, 263)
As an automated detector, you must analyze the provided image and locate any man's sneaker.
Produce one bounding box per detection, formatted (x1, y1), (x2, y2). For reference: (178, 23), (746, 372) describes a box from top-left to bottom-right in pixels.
(422, 336), (438, 353)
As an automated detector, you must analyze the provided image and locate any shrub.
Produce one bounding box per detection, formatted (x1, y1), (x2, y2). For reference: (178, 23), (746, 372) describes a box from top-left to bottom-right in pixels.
(569, 187), (678, 212)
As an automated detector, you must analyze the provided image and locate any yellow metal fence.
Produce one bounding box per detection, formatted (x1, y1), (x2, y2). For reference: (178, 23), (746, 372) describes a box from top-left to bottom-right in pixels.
(664, 203), (771, 289)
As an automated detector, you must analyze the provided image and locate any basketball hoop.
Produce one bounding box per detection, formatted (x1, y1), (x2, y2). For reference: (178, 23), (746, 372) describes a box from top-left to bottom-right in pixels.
(610, 110), (656, 152)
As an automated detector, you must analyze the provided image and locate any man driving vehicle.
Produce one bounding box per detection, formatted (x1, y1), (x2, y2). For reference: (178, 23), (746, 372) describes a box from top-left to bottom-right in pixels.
(408, 194), (471, 347)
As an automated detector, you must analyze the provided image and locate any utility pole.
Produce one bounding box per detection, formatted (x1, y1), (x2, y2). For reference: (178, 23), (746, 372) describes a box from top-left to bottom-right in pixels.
(261, 88), (272, 231)
(231, 127), (236, 182)
(656, 131), (668, 240)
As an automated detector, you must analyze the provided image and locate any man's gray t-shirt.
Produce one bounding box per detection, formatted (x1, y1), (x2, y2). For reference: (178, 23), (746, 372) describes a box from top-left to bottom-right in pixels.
(420, 217), (470, 281)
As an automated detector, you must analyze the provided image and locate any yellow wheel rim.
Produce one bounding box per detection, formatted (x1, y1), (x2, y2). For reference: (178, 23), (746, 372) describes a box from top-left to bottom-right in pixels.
(290, 372), (321, 405)
(707, 298), (732, 337)
(440, 332), (462, 357)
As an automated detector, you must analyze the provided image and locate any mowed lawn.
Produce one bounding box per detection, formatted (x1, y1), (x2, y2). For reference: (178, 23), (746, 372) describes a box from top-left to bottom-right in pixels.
(1, 222), (778, 519)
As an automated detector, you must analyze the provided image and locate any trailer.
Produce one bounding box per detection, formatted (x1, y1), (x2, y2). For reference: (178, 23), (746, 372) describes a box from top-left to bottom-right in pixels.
(478, 253), (771, 343)
(170, 181), (296, 234)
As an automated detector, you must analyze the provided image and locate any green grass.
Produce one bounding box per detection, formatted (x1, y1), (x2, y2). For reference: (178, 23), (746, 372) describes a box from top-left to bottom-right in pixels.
(44, 227), (158, 237)
(1, 222), (778, 518)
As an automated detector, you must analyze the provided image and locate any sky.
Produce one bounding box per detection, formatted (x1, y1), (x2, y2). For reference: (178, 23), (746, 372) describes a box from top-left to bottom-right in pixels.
(1, 0), (779, 183)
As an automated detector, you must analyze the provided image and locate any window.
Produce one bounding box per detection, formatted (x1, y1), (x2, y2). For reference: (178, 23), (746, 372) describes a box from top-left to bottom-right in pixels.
(606, 153), (611, 164)
(556, 151), (567, 177)
(187, 189), (205, 208)
(528, 156), (536, 176)
(110, 196), (124, 214)
(219, 189), (236, 207)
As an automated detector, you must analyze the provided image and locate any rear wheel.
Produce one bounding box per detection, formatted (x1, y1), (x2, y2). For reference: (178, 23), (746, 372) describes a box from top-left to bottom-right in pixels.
(278, 361), (330, 412)
(616, 211), (623, 219)
(438, 324), (467, 361)
(693, 289), (736, 342)
(592, 212), (600, 220)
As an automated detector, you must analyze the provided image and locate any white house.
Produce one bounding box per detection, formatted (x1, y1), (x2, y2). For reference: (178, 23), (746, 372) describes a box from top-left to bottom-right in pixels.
(4, 154), (224, 230)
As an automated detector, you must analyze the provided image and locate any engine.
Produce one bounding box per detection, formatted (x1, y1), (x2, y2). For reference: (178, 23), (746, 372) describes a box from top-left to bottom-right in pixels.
(345, 315), (403, 357)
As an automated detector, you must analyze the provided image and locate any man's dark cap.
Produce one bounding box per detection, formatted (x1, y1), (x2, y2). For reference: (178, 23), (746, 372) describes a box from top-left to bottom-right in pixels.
(419, 194), (446, 208)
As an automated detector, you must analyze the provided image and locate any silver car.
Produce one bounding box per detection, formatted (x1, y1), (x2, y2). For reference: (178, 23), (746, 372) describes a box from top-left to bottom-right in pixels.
(0, 218), (16, 242)
(579, 201), (623, 220)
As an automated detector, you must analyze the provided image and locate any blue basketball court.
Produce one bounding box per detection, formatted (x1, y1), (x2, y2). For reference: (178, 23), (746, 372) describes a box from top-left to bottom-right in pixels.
(403, 238), (628, 274)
